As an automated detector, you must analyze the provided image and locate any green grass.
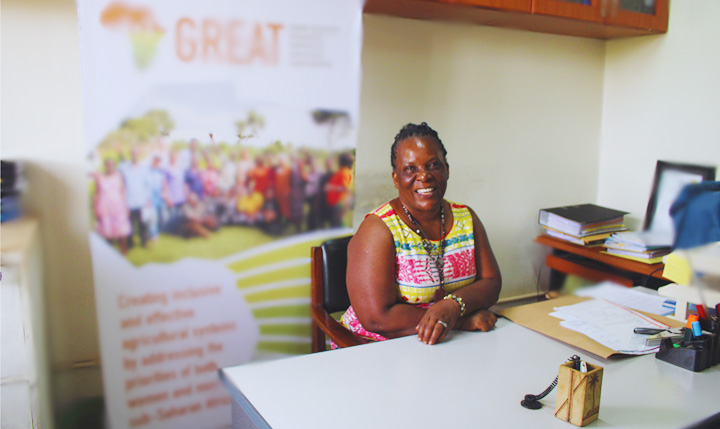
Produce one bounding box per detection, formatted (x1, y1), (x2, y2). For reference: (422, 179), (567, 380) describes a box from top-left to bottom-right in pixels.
(123, 223), (349, 268)
(124, 225), (288, 266)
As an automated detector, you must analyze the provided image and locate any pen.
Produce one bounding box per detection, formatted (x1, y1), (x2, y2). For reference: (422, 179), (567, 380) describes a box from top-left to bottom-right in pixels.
(691, 321), (702, 338)
(634, 327), (667, 335)
(697, 304), (708, 320)
(644, 332), (684, 347)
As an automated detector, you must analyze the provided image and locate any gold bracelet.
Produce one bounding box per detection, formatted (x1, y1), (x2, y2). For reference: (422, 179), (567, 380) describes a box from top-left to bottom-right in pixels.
(444, 294), (466, 317)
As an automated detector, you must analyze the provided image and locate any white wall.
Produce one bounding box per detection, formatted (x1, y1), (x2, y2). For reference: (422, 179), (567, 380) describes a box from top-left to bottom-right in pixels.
(598, 0), (720, 227)
(7, 0), (677, 421)
(356, 15), (605, 299)
(2, 0), (105, 417)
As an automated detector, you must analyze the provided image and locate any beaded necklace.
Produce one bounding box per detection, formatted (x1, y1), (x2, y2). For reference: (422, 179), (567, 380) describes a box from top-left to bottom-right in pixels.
(401, 202), (446, 302)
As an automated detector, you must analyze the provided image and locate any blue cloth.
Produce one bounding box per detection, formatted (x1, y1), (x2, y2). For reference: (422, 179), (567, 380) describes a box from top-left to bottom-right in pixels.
(669, 181), (720, 250)
(184, 168), (204, 199)
(149, 168), (167, 207)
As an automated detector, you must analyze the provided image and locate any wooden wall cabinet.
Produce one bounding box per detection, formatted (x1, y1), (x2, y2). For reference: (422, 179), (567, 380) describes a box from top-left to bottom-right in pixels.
(533, 0), (669, 31)
(532, 0), (604, 23)
(604, 0), (669, 32)
(446, 0), (531, 12)
(363, 0), (670, 39)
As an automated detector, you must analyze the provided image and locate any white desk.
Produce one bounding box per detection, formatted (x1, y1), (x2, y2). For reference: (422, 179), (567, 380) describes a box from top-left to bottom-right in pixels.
(220, 319), (719, 428)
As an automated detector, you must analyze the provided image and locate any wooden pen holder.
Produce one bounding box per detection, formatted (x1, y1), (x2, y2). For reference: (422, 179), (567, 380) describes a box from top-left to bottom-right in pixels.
(554, 361), (603, 427)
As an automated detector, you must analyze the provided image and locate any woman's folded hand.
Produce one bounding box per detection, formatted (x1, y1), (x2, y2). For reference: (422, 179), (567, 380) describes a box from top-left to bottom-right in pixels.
(458, 309), (497, 332)
(415, 299), (461, 345)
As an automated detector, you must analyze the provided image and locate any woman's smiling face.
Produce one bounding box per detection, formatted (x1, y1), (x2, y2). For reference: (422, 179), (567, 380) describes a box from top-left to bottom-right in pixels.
(392, 136), (449, 215)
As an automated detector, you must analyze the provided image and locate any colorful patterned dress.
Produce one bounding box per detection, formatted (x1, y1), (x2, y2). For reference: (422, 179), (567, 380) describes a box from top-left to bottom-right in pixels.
(339, 200), (476, 342)
(94, 172), (132, 240)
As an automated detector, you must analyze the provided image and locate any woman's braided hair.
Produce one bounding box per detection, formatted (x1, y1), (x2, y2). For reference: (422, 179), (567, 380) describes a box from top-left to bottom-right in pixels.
(390, 122), (447, 169)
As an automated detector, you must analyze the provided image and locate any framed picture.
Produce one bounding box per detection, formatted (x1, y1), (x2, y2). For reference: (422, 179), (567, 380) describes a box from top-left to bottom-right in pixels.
(643, 160), (717, 232)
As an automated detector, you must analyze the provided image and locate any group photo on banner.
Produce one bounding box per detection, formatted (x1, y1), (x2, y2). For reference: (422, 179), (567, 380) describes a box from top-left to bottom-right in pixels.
(77, 1), (362, 427)
(89, 109), (356, 263)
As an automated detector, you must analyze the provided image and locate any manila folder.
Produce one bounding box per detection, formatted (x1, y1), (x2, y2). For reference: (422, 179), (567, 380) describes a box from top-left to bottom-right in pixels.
(496, 295), (684, 359)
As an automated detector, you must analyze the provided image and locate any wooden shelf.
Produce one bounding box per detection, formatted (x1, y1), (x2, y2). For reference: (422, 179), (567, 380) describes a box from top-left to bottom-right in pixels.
(545, 253), (635, 286)
(363, 0), (669, 40)
(536, 234), (671, 289)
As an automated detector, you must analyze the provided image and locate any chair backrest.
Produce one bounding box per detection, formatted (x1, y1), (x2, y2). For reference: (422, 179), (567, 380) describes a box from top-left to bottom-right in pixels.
(310, 235), (367, 352)
(320, 235), (353, 314)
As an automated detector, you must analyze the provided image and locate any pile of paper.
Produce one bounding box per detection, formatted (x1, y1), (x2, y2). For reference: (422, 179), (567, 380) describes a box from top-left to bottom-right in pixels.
(574, 281), (675, 316)
(603, 231), (672, 264)
(549, 298), (670, 355)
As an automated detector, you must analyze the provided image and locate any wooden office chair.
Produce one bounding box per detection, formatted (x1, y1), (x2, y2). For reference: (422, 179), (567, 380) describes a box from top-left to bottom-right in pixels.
(310, 235), (368, 352)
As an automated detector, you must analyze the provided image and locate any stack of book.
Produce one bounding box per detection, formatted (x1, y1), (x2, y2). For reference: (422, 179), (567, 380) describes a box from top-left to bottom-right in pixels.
(602, 231), (672, 264)
(538, 203), (628, 246)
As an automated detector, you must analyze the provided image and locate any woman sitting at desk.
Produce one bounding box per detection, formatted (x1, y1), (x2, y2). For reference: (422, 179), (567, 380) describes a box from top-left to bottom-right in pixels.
(342, 122), (502, 346)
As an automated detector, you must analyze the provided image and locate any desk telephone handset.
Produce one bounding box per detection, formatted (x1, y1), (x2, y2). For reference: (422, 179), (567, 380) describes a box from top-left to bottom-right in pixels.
(521, 355), (583, 410)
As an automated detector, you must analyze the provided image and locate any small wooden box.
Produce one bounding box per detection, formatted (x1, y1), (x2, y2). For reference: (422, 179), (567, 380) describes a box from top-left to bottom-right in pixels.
(554, 361), (603, 427)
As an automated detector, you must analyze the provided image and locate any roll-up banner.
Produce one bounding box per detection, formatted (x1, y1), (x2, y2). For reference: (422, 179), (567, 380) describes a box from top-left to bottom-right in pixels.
(77, 1), (362, 427)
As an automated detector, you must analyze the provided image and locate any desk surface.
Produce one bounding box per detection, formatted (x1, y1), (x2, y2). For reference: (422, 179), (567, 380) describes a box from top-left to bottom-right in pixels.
(221, 319), (719, 428)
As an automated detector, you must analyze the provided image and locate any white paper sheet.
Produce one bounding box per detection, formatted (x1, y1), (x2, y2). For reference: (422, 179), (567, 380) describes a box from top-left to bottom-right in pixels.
(550, 298), (670, 355)
(574, 281), (675, 316)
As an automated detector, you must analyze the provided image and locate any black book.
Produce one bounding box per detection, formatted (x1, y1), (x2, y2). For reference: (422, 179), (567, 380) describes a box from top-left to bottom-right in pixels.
(539, 204), (628, 237)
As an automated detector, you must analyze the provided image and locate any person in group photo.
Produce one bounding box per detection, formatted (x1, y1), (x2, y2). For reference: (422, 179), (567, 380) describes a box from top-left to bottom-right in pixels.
(341, 122), (502, 346)
(181, 191), (218, 239)
(184, 155), (205, 201)
(118, 146), (151, 249)
(91, 158), (132, 254)
(275, 152), (306, 233)
(163, 150), (188, 234)
(302, 154), (324, 231)
(259, 186), (283, 235)
(147, 155), (170, 244)
(236, 181), (265, 225)
(325, 152), (355, 228)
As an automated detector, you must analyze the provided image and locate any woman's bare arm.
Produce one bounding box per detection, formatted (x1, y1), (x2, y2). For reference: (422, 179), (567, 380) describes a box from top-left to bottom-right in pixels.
(346, 214), (426, 339)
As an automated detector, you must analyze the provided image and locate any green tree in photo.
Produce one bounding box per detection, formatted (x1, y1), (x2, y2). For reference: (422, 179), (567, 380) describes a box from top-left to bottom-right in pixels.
(235, 110), (266, 144)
